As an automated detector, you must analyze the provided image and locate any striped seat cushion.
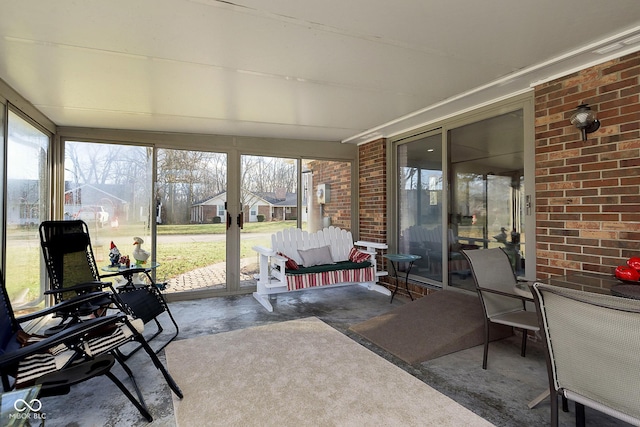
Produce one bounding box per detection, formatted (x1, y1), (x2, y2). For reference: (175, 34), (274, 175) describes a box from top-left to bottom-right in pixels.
(82, 317), (143, 357)
(15, 317), (144, 387)
(16, 345), (75, 388)
(285, 265), (375, 291)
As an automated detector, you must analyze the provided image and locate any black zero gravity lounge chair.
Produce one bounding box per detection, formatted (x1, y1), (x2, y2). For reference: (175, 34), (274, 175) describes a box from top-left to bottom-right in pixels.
(39, 220), (179, 358)
(0, 270), (183, 422)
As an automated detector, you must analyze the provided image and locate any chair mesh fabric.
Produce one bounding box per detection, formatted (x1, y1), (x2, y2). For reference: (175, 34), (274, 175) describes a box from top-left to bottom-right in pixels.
(118, 289), (165, 324)
(535, 284), (640, 423)
(41, 222), (103, 302)
(463, 248), (522, 317)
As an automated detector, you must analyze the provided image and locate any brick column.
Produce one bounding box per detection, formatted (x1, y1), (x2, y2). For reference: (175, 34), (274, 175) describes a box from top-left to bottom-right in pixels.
(358, 138), (387, 243)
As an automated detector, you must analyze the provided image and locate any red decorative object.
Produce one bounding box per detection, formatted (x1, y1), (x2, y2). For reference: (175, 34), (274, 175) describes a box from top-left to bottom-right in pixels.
(277, 252), (299, 270)
(348, 247), (371, 263)
(615, 265), (640, 282)
(626, 257), (640, 270)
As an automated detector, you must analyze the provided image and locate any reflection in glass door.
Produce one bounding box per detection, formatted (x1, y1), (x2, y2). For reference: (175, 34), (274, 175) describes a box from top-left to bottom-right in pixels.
(397, 134), (443, 284)
(448, 110), (525, 291)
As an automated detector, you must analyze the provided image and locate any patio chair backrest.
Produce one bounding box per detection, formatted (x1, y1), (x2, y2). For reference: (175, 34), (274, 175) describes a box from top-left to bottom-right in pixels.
(0, 270), (22, 356)
(39, 220), (101, 302)
(532, 283), (640, 424)
(462, 248), (521, 318)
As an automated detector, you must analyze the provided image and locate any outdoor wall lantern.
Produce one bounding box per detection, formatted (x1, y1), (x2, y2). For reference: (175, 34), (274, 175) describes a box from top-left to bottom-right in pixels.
(570, 103), (600, 141)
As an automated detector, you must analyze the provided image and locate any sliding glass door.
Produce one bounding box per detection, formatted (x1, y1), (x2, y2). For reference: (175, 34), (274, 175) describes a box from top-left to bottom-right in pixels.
(156, 148), (229, 293)
(395, 102), (530, 289)
(448, 110), (525, 291)
(239, 155), (297, 287)
(397, 133), (443, 284)
(61, 136), (356, 299)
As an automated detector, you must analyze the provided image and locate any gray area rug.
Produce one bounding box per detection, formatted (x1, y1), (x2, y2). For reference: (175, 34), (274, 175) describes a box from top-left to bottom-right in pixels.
(349, 290), (512, 365)
(165, 317), (493, 427)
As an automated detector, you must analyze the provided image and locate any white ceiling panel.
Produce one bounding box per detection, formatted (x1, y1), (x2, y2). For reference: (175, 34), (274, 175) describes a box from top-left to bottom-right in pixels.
(1, 0), (639, 142)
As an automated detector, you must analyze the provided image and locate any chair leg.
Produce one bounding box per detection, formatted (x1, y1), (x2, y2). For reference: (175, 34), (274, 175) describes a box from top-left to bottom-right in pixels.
(521, 328), (528, 357)
(482, 322), (490, 369)
(113, 352), (147, 408)
(550, 390), (559, 427)
(105, 371), (153, 422)
(134, 333), (183, 399)
(575, 402), (585, 427)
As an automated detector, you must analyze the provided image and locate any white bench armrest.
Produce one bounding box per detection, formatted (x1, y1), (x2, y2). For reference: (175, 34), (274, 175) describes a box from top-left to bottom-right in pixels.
(252, 246), (276, 256)
(354, 241), (388, 250)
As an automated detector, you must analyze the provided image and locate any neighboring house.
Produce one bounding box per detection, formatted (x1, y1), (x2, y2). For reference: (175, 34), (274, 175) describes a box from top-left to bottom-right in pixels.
(191, 190), (306, 224)
(191, 191), (227, 224)
(252, 191), (303, 222)
(64, 183), (129, 224)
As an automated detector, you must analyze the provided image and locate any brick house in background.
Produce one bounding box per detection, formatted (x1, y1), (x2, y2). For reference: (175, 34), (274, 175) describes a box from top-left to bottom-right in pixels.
(191, 190), (304, 224)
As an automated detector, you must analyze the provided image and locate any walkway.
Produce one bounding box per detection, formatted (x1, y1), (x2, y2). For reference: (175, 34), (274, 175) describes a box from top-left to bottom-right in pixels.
(163, 258), (257, 293)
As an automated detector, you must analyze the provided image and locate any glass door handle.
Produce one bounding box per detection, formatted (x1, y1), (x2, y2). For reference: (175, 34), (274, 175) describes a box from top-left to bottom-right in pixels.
(237, 213), (244, 229)
(227, 212), (232, 230)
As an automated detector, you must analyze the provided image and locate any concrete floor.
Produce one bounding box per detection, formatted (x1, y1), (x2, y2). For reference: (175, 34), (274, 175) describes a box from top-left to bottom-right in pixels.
(29, 286), (631, 426)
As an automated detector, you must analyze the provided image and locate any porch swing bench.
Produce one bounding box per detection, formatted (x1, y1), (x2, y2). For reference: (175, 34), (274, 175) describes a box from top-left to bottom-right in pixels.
(252, 226), (389, 312)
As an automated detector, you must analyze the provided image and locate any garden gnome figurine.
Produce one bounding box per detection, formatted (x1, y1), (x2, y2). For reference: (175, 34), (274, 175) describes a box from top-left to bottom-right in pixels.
(109, 241), (121, 266)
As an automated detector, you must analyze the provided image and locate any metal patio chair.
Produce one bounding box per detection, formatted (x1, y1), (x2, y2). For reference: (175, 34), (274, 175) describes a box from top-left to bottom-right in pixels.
(462, 247), (539, 369)
(531, 283), (640, 427)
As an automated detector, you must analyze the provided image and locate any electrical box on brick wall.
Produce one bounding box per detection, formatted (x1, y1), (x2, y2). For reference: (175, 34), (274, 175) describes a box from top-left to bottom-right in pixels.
(317, 183), (330, 204)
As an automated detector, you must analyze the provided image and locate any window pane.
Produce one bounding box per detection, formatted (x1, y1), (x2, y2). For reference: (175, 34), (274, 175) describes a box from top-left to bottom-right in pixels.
(240, 155), (297, 287)
(64, 141), (152, 282)
(397, 134), (443, 284)
(6, 111), (49, 310)
(157, 148), (228, 293)
(448, 110), (525, 290)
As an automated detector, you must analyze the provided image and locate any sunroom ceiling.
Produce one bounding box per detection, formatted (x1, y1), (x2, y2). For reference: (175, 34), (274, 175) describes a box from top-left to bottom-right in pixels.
(0, 1), (639, 143)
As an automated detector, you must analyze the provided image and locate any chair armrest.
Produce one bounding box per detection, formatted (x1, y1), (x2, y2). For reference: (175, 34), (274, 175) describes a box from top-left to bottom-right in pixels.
(477, 286), (533, 303)
(252, 246), (275, 256)
(16, 292), (115, 323)
(44, 281), (112, 296)
(272, 254), (287, 262)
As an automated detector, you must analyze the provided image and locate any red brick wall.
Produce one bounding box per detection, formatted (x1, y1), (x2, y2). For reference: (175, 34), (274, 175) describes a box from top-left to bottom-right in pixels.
(308, 160), (352, 230)
(534, 51), (640, 278)
(358, 138), (387, 243)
